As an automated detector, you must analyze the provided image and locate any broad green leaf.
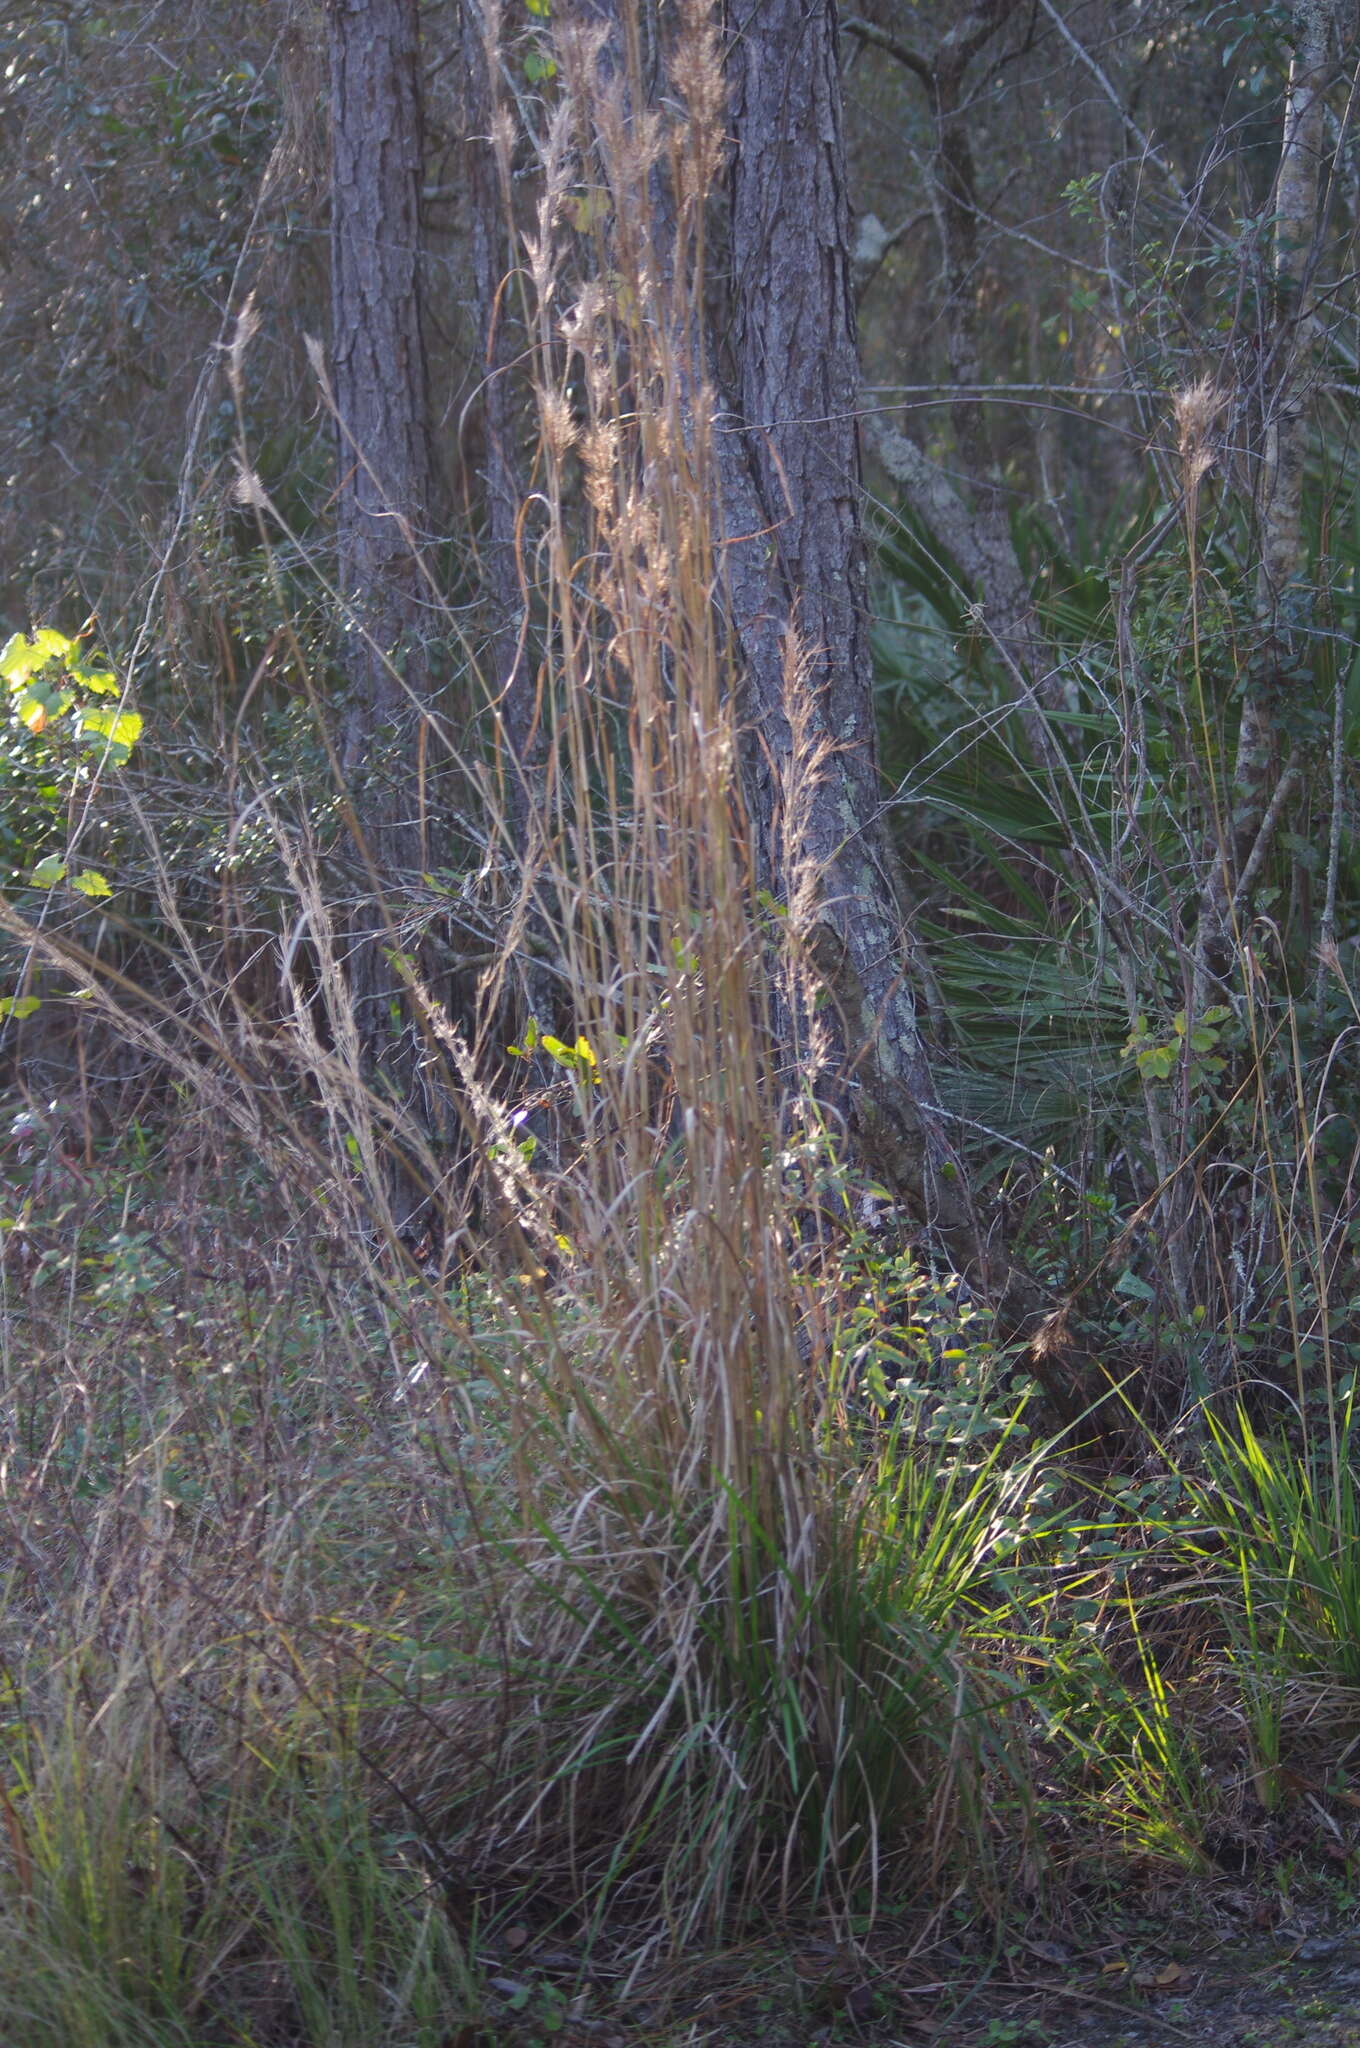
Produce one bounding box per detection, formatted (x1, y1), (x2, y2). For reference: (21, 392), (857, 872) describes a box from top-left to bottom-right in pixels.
(71, 663), (119, 696)
(1, 628), (73, 685)
(15, 678), (73, 733)
(30, 856), (67, 887)
(75, 706), (142, 759)
(71, 869), (113, 899)
(0, 995), (41, 1020)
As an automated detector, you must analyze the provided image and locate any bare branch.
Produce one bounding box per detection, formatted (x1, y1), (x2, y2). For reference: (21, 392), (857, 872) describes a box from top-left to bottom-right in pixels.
(1033, 0), (1188, 205)
(841, 14), (931, 88)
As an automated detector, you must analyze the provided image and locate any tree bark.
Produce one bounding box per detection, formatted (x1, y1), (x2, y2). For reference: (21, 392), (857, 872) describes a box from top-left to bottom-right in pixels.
(717, 0), (1121, 1418)
(325, 0), (435, 1208)
(463, 2), (538, 843)
(1196, 0), (1342, 995)
(723, 0), (983, 1276)
(488, 0), (1107, 1426)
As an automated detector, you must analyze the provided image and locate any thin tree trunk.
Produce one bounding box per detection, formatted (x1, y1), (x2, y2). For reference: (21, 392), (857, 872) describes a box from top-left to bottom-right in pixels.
(325, 0), (435, 1211)
(845, 6), (1062, 743)
(928, 5), (1060, 717)
(1196, 0), (1341, 995)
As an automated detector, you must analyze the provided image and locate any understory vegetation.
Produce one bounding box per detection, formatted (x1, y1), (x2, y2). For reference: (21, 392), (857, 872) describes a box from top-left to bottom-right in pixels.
(2, 2), (1360, 2043)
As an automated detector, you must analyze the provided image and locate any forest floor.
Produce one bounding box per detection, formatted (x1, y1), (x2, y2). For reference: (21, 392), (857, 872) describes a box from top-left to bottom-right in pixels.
(686, 1934), (1360, 2048)
(464, 1911), (1360, 2047)
(946, 1933), (1360, 2048)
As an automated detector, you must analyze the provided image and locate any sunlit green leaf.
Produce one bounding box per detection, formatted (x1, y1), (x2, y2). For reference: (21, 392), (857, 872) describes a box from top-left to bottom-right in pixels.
(29, 855), (67, 887)
(75, 705), (142, 759)
(15, 676), (74, 733)
(71, 663), (119, 696)
(1, 628), (73, 686)
(71, 868), (113, 899)
(0, 995), (41, 1020)
(0, 635), (28, 685)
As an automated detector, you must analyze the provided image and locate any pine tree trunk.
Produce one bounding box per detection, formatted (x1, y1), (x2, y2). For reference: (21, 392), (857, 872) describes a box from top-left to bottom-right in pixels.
(462, 2), (557, 1034)
(325, 0), (435, 1212)
(463, 4), (536, 837)
(723, 0), (982, 1274)
(523, 0), (1098, 1418)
